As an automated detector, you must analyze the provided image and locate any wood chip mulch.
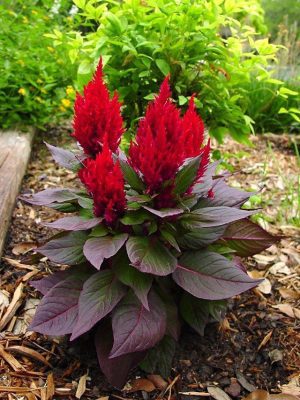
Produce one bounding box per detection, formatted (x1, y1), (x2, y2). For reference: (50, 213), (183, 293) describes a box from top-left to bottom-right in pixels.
(0, 126), (299, 400)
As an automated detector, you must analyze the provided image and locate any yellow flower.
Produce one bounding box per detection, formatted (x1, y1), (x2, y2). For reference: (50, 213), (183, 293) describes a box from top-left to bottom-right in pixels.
(66, 86), (75, 96)
(22, 16), (29, 24)
(61, 98), (71, 108)
(31, 10), (38, 15)
(35, 97), (44, 103)
(41, 88), (47, 94)
(59, 106), (66, 112)
(17, 60), (25, 67)
(37, 79), (43, 84)
(18, 88), (26, 96)
(47, 46), (55, 53)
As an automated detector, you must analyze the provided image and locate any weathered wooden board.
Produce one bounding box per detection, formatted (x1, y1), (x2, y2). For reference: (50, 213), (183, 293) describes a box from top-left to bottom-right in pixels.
(0, 130), (34, 255)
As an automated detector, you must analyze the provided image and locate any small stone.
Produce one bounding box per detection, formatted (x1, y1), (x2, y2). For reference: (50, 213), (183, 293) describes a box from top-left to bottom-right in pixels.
(225, 378), (241, 398)
(268, 349), (283, 364)
(180, 359), (192, 367)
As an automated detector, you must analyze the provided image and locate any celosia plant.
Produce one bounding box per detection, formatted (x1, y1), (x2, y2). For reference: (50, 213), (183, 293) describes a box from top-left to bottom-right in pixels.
(22, 59), (278, 388)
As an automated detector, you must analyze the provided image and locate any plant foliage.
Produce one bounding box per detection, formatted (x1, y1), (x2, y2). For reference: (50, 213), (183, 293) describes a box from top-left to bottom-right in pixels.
(23, 60), (279, 388)
(0, 0), (75, 129)
(52, 0), (287, 143)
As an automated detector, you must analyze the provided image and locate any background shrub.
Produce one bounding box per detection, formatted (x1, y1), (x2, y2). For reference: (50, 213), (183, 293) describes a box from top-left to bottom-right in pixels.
(52, 0), (290, 143)
(0, 0), (75, 129)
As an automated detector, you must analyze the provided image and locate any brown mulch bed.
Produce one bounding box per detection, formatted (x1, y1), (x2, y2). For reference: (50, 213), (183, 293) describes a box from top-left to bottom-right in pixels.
(0, 125), (299, 400)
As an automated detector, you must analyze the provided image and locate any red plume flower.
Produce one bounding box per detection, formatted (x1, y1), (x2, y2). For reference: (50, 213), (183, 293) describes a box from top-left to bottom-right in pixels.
(72, 58), (124, 157)
(78, 139), (126, 224)
(129, 77), (210, 205)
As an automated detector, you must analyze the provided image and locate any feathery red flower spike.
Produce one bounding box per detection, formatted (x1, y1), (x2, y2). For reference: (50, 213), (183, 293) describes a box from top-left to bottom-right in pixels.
(78, 138), (126, 225)
(72, 59), (124, 157)
(129, 76), (211, 205)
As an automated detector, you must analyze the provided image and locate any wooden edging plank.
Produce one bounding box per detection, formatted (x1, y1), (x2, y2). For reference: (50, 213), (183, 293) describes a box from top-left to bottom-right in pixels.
(0, 129), (34, 255)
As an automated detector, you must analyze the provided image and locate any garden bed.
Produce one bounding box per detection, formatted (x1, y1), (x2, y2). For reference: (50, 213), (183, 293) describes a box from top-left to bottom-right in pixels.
(0, 125), (299, 399)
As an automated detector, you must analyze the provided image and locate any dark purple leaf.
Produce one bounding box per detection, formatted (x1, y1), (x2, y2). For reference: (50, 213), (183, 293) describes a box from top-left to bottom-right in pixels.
(143, 206), (184, 218)
(44, 216), (102, 231)
(30, 271), (69, 295)
(83, 234), (128, 270)
(198, 178), (255, 208)
(173, 250), (262, 300)
(38, 232), (87, 265)
(178, 226), (226, 249)
(180, 207), (257, 230)
(234, 256), (247, 272)
(174, 155), (201, 194)
(110, 291), (167, 358)
(20, 188), (79, 206)
(221, 219), (280, 256)
(29, 272), (88, 335)
(45, 142), (85, 170)
(192, 161), (220, 196)
(71, 270), (127, 340)
(113, 254), (152, 310)
(95, 321), (145, 389)
(126, 236), (177, 276)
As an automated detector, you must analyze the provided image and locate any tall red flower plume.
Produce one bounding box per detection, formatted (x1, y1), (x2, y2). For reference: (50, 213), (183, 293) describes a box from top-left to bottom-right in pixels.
(78, 139), (126, 224)
(129, 77), (210, 204)
(72, 58), (124, 157)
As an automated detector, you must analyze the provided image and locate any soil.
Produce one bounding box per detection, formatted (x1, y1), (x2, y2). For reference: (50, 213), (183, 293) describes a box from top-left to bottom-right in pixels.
(0, 124), (299, 400)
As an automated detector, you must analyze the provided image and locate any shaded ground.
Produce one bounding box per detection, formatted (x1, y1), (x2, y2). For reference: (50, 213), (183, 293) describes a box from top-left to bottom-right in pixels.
(0, 126), (299, 399)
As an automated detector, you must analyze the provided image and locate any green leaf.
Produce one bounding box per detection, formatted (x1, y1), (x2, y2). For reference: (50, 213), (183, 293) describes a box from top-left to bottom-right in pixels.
(126, 236), (177, 276)
(118, 157), (145, 192)
(49, 202), (78, 213)
(78, 60), (93, 75)
(155, 59), (170, 76)
(180, 293), (209, 336)
(90, 225), (109, 237)
(174, 156), (201, 195)
(139, 336), (176, 377)
(178, 95), (188, 105)
(113, 253), (153, 309)
(120, 209), (151, 226)
(160, 229), (180, 252)
(180, 293), (227, 335)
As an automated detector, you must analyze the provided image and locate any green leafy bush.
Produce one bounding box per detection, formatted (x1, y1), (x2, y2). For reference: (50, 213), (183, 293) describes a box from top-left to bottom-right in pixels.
(0, 1), (75, 129)
(240, 80), (300, 133)
(52, 0), (284, 143)
(262, 0), (300, 39)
